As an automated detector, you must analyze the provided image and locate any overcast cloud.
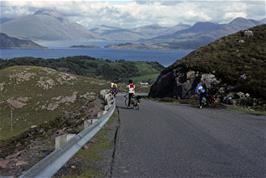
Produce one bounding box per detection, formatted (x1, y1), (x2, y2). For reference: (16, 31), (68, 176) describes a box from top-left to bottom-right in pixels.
(0, 0), (265, 28)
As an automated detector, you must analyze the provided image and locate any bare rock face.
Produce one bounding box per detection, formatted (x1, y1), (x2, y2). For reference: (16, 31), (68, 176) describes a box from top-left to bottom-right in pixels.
(6, 97), (30, 109)
(44, 92), (78, 111)
(149, 64), (220, 98)
(9, 72), (36, 83)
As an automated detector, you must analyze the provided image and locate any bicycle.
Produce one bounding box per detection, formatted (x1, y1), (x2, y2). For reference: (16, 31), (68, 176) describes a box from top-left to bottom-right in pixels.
(124, 94), (140, 110)
(110, 88), (118, 97)
(201, 94), (215, 107)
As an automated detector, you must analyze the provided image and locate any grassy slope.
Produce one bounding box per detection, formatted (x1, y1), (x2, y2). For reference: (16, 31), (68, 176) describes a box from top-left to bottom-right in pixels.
(167, 24), (266, 99)
(57, 111), (119, 178)
(0, 66), (108, 141)
(132, 73), (159, 83)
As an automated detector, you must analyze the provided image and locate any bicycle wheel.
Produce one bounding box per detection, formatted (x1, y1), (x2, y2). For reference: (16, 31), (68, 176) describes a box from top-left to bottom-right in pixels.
(134, 103), (139, 110)
(124, 96), (128, 107)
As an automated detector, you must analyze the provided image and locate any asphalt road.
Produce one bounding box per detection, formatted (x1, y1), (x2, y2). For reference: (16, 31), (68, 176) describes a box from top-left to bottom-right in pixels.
(112, 97), (266, 178)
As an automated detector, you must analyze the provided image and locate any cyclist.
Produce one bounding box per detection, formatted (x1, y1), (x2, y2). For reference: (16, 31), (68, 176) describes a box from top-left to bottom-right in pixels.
(110, 81), (118, 97)
(127, 79), (135, 107)
(195, 81), (207, 109)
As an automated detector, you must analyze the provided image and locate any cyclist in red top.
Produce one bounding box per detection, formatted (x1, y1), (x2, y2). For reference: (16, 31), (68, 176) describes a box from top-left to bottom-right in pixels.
(127, 79), (135, 107)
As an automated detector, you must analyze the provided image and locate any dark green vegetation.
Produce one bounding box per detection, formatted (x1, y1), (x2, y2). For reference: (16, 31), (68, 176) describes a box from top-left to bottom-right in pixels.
(0, 56), (164, 82)
(151, 24), (266, 102)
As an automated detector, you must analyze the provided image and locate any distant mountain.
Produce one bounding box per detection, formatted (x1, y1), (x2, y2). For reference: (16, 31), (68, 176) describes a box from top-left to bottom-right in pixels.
(89, 24), (190, 41)
(0, 17), (13, 24)
(259, 18), (266, 24)
(89, 25), (144, 41)
(147, 17), (262, 48)
(89, 25), (123, 34)
(0, 33), (44, 48)
(101, 29), (144, 41)
(157, 24), (191, 36)
(132, 24), (168, 39)
(177, 22), (221, 33)
(70, 45), (100, 48)
(0, 9), (99, 41)
(132, 24), (190, 39)
(108, 17), (264, 49)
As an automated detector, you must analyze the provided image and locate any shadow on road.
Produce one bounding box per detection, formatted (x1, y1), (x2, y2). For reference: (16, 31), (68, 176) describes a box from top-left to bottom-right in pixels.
(116, 106), (133, 110)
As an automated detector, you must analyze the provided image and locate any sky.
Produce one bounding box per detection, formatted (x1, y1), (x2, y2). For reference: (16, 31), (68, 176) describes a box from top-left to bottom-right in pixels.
(0, 0), (265, 28)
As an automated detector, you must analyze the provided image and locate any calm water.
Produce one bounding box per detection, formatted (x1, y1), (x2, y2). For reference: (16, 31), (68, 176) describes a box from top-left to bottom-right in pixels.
(0, 48), (192, 66)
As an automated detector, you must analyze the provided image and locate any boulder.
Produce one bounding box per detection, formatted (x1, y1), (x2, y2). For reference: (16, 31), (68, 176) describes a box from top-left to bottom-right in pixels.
(0, 159), (9, 169)
(149, 64), (219, 99)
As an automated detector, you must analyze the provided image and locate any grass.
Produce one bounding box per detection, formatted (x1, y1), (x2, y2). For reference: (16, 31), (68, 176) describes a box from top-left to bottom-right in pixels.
(131, 73), (159, 83)
(228, 105), (266, 116)
(58, 110), (119, 178)
(0, 66), (108, 141)
(152, 97), (266, 116)
(133, 61), (162, 75)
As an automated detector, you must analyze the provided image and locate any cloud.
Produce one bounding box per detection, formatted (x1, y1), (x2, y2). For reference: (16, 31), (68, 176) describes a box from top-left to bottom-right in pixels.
(1, 0), (265, 28)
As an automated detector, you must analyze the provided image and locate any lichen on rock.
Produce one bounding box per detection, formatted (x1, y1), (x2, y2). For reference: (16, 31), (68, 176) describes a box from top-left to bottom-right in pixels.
(37, 77), (56, 90)
(0, 83), (5, 92)
(9, 72), (36, 83)
(6, 97), (30, 109)
(43, 92), (78, 111)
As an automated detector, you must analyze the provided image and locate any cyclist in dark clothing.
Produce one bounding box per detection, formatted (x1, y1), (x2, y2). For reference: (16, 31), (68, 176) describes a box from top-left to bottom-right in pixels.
(195, 81), (207, 108)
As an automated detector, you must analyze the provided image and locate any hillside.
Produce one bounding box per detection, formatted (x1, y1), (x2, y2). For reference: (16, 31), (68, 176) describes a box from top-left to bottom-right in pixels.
(149, 24), (266, 105)
(0, 66), (109, 175)
(0, 33), (44, 48)
(0, 66), (108, 140)
(0, 56), (164, 82)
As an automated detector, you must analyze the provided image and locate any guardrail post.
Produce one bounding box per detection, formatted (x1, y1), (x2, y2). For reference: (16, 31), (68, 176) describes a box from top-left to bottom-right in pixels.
(84, 119), (98, 129)
(55, 134), (76, 150)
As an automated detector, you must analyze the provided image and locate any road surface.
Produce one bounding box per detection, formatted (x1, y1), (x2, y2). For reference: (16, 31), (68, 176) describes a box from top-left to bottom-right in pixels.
(111, 97), (266, 178)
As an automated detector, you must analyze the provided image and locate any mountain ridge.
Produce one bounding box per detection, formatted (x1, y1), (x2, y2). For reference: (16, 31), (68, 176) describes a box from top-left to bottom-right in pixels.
(0, 9), (100, 41)
(0, 33), (44, 48)
(108, 17), (265, 49)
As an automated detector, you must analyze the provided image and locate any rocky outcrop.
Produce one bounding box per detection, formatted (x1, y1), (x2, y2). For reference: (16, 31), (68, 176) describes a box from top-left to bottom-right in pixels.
(149, 64), (260, 107)
(149, 64), (219, 99)
(150, 24), (266, 107)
